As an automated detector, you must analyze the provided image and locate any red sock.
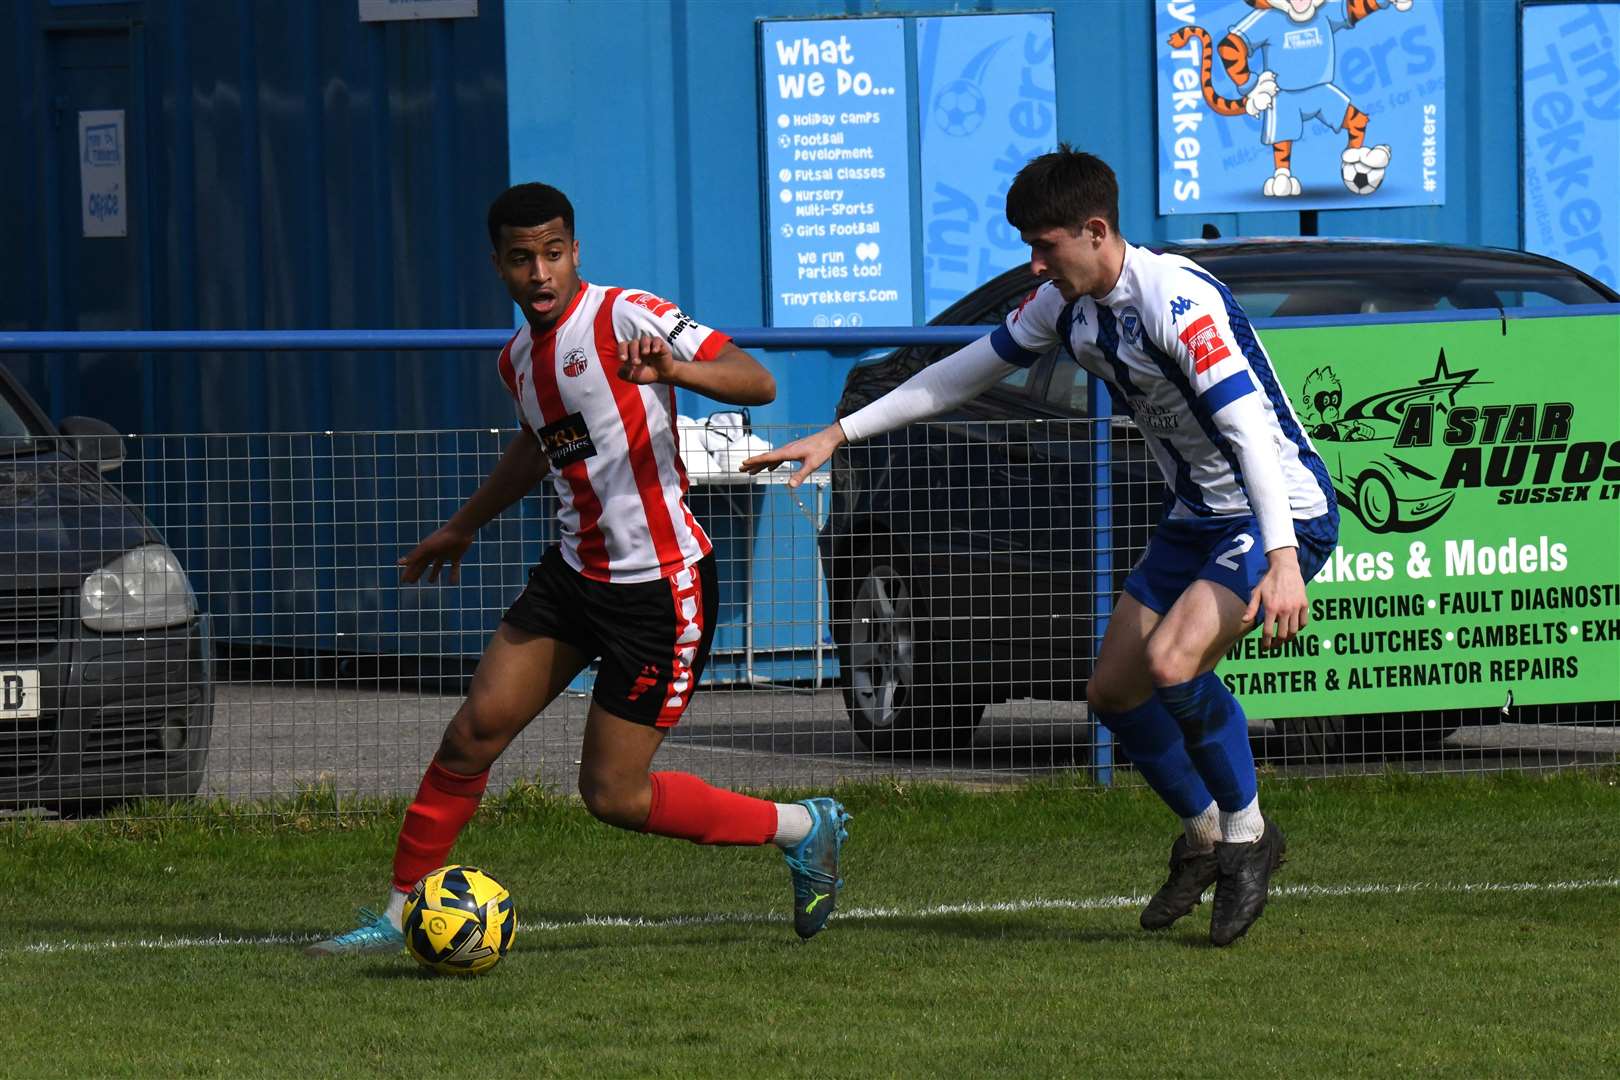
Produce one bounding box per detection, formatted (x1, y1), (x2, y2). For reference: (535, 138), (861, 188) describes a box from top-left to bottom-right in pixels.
(391, 760), (490, 893)
(641, 771), (776, 846)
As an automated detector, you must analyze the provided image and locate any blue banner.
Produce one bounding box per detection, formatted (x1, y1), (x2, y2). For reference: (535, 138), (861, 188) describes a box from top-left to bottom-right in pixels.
(761, 18), (913, 328)
(1154, 0), (1445, 215)
(1522, 3), (1620, 291)
(916, 12), (1056, 320)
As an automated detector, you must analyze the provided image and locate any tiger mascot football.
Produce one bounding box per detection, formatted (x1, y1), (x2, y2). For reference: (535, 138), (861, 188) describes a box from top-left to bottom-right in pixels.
(1169, 0), (1414, 197)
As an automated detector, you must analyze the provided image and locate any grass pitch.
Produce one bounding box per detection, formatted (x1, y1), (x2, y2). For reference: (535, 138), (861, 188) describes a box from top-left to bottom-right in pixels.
(5, 771), (1618, 1078)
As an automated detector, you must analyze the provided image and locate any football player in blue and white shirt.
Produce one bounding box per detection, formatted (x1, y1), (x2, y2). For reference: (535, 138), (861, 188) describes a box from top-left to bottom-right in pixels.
(744, 147), (1339, 946)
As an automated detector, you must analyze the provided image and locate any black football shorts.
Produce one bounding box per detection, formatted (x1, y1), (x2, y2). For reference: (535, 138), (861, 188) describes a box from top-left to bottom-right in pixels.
(501, 546), (717, 728)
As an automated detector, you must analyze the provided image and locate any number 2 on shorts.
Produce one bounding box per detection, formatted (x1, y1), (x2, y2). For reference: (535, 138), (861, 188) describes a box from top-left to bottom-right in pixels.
(1215, 532), (1254, 571)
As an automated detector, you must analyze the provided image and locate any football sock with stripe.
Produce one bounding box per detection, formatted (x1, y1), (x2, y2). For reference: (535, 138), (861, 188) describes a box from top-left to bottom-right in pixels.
(1096, 695), (1216, 821)
(1158, 671), (1260, 814)
(640, 770), (778, 846)
(391, 758), (490, 897)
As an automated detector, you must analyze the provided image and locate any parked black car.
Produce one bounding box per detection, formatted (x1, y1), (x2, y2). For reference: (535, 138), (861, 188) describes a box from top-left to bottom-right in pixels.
(0, 364), (213, 808)
(820, 239), (1619, 753)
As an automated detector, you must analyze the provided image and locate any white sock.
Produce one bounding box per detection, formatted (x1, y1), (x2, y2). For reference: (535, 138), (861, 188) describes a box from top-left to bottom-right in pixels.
(384, 888), (407, 932)
(1182, 802), (1220, 853)
(1220, 795), (1265, 845)
(771, 802), (813, 848)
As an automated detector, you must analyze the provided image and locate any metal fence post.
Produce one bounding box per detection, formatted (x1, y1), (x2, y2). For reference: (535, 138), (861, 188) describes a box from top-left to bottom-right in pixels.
(1088, 373), (1114, 787)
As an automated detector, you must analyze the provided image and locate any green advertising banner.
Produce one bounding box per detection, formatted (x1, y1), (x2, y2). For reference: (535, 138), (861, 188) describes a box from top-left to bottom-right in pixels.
(1221, 314), (1620, 720)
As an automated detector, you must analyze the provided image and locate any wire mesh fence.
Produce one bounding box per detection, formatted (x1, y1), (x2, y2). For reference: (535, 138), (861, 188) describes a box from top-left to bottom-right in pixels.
(2, 413), (1616, 815)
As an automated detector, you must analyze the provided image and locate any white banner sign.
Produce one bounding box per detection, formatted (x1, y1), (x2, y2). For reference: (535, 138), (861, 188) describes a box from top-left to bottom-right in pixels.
(78, 110), (127, 239)
(358, 0), (476, 21)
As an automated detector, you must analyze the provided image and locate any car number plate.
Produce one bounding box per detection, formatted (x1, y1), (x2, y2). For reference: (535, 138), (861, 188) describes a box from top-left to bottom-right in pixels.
(1, 669), (41, 720)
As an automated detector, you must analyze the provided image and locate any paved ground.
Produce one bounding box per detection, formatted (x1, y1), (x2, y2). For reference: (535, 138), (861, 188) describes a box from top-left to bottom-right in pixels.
(202, 683), (1620, 802)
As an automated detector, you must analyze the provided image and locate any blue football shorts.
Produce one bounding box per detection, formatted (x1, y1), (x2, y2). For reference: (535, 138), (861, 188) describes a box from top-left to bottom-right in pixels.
(1122, 512), (1338, 616)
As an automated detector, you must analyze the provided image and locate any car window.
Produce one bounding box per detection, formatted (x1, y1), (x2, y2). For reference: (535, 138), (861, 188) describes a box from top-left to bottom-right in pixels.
(998, 363), (1034, 391)
(0, 385), (38, 454)
(1212, 267), (1614, 318)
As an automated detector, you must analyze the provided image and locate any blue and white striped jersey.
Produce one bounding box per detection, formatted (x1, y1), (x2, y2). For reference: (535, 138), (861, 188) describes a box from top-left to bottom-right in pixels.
(991, 244), (1334, 548)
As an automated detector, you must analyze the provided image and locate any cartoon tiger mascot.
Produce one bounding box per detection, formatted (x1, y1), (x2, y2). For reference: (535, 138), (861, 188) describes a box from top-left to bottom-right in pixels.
(1168, 0), (1413, 198)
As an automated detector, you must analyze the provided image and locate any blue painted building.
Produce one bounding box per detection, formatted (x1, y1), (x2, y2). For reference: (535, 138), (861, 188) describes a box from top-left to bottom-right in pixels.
(2, 0), (513, 434)
(4, 0), (1537, 434)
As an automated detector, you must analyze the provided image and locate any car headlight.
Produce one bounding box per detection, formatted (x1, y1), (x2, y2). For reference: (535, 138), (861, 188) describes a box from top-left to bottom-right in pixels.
(82, 544), (198, 631)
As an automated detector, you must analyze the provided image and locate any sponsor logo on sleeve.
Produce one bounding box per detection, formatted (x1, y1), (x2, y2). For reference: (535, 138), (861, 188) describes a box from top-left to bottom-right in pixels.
(665, 313), (698, 345)
(1178, 314), (1232, 373)
(627, 292), (678, 318)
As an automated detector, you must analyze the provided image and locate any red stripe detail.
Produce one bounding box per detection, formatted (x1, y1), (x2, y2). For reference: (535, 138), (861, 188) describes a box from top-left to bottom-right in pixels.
(656, 566), (705, 727)
(692, 330), (731, 362)
(531, 302), (609, 575)
(496, 330), (521, 399)
(596, 288), (687, 577)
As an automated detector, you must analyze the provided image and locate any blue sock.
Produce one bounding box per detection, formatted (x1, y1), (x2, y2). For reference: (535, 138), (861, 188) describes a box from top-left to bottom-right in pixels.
(1095, 696), (1214, 819)
(1157, 672), (1258, 812)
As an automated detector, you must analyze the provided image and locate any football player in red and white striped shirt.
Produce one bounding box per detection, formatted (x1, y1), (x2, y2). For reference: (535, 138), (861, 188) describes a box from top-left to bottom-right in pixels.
(308, 184), (849, 957)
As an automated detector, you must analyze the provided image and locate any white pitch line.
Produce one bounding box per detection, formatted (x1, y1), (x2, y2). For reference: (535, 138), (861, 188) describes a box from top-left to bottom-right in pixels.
(18, 876), (1620, 956)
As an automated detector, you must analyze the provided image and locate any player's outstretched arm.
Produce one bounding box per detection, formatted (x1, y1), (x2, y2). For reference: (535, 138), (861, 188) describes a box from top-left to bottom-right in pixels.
(738, 332), (1019, 487)
(739, 422), (848, 488)
(399, 430), (549, 584)
(618, 336), (775, 405)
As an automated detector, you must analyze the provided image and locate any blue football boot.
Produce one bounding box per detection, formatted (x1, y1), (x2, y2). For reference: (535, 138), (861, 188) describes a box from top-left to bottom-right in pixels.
(782, 797), (851, 940)
(304, 906), (405, 957)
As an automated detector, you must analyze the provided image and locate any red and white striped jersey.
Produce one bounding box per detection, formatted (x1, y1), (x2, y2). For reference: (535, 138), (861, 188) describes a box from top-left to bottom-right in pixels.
(497, 281), (732, 583)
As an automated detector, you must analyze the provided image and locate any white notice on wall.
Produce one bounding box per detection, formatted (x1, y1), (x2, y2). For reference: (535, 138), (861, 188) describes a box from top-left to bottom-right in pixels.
(79, 110), (127, 239)
(358, 0), (476, 21)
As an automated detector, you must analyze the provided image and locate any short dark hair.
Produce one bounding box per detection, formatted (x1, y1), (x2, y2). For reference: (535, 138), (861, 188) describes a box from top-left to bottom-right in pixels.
(487, 182), (575, 249)
(1005, 144), (1119, 234)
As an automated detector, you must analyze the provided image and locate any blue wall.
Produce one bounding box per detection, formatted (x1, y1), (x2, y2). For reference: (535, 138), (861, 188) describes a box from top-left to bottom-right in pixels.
(2, 0), (1538, 434)
(1, 0), (512, 435)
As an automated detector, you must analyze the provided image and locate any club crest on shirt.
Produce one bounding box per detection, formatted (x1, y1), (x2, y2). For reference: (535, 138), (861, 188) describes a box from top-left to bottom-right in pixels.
(1119, 306), (1143, 345)
(561, 347), (589, 378)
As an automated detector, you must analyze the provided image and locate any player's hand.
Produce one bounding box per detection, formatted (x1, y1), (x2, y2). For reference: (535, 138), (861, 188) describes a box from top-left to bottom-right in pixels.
(1243, 547), (1308, 648)
(1245, 71), (1278, 117)
(399, 524), (475, 585)
(739, 422), (847, 488)
(617, 334), (678, 385)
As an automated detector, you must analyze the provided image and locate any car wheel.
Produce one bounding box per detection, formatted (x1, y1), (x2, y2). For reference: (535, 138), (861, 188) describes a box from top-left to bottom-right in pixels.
(835, 558), (986, 753)
(1353, 470), (1397, 532)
